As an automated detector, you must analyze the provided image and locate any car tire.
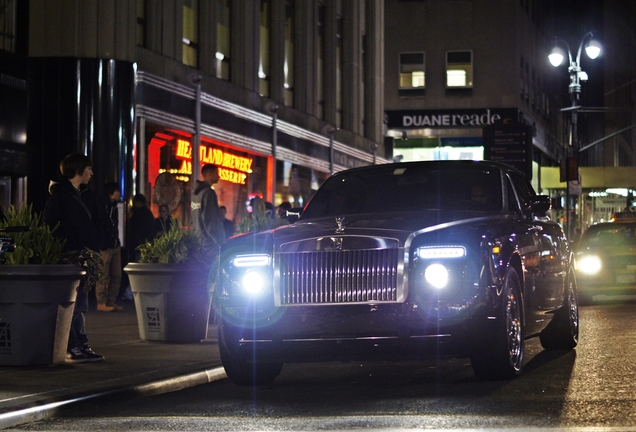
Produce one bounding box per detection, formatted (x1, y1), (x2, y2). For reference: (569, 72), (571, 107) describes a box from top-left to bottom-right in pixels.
(539, 266), (579, 350)
(470, 267), (524, 380)
(218, 327), (283, 386)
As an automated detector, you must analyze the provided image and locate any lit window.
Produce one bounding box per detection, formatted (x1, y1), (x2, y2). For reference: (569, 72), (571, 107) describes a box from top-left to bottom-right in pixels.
(182, 0), (199, 67)
(446, 50), (473, 88)
(399, 52), (425, 89)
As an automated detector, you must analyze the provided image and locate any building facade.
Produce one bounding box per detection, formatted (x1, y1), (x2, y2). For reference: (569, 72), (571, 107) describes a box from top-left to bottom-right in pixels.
(1, 0), (385, 232)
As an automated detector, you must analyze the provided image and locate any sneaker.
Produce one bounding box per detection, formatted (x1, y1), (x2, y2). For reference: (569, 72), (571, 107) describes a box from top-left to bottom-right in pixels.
(97, 303), (115, 312)
(107, 302), (123, 311)
(81, 345), (105, 362)
(66, 347), (89, 364)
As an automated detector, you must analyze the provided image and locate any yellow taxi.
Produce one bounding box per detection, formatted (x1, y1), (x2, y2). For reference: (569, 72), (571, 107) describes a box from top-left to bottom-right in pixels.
(575, 212), (636, 304)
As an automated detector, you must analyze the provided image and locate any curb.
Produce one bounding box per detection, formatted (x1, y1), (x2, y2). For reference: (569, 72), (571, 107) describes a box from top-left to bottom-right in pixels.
(0, 366), (227, 430)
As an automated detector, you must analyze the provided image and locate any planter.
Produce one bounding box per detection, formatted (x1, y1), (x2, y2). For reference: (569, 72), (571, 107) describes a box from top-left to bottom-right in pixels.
(124, 262), (213, 343)
(0, 265), (85, 366)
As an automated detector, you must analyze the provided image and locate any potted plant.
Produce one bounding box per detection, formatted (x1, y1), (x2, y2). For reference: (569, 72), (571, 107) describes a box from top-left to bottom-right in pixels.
(0, 204), (102, 366)
(124, 225), (217, 343)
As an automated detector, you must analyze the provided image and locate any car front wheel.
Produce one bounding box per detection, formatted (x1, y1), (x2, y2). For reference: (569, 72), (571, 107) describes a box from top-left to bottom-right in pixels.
(218, 326), (283, 386)
(470, 267), (524, 380)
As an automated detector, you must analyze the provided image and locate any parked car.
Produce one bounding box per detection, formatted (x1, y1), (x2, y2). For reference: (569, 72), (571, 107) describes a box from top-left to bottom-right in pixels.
(214, 160), (579, 385)
(575, 217), (636, 304)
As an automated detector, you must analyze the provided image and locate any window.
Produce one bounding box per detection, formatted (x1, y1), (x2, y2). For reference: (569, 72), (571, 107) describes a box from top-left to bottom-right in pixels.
(316, 2), (325, 119)
(0, 0), (15, 53)
(259, 0), (271, 97)
(182, 0), (199, 67)
(216, 0), (231, 81)
(136, 0), (146, 47)
(446, 50), (473, 88)
(399, 52), (425, 89)
(336, 12), (343, 128)
(283, 0), (295, 107)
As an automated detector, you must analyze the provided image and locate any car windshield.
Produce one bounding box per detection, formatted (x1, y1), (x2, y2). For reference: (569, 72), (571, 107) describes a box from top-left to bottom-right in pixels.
(302, 164), (503, 219)
(579, 224), (636, 248)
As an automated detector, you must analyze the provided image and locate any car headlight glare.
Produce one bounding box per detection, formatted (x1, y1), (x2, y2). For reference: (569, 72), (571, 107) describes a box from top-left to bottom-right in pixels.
(241, 271), (265, 294)
(425, 263), (449, 289)
(417, 246), (466, 259)
(577, 255), (602, 275)
(233, 254), (270, 267)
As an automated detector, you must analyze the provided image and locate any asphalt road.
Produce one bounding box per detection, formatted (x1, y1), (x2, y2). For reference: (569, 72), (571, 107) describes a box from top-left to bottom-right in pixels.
(8, 297), (636, 431)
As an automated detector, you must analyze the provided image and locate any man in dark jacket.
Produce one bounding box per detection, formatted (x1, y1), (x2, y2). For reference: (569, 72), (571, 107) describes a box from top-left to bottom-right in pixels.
(96, 181), (122, 312)
(43, 153), (104, 363)
(191, 164), (226, 252)
(127, 193), (155, 262)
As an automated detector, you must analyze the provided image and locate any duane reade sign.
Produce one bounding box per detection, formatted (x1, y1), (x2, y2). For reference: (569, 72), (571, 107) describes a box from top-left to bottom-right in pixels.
(385, 108), (519, 129)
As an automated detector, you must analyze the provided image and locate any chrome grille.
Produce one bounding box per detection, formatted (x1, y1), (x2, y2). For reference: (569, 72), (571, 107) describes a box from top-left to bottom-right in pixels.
(278, 249), (400, 305)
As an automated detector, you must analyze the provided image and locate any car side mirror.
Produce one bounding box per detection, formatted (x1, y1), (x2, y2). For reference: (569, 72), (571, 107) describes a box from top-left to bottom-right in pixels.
(525, 195), (552, 218)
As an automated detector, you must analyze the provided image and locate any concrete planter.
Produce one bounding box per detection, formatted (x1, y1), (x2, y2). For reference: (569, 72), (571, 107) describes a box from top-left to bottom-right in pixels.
(124, 262), (213, 343)
(0, 265), (84, 366)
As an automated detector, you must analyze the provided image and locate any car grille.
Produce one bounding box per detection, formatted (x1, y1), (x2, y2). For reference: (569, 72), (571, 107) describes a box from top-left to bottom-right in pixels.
(278, 249), (400, 305)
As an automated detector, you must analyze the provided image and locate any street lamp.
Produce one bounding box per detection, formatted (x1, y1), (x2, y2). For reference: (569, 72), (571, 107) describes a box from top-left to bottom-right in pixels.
(548, 32), (601, 240)
(548, 32), (602, 148)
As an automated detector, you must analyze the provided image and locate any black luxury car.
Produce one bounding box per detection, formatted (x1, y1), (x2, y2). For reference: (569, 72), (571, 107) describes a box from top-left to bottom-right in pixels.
(214, 160), (579, 385)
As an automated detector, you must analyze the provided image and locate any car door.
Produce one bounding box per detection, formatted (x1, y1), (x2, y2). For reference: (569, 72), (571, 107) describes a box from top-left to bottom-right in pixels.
(508, 171), (566, 315)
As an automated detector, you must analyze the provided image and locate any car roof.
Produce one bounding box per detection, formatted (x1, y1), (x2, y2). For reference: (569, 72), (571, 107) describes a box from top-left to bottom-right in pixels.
(333, 160), (524, 177)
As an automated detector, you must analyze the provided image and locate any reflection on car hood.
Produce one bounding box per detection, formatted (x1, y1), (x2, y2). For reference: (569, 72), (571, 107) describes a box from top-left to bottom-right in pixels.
(269, 210), (506, 246)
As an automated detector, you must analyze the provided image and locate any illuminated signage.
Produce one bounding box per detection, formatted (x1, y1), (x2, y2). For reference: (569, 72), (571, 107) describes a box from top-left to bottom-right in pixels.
(175, 139), (252, 185)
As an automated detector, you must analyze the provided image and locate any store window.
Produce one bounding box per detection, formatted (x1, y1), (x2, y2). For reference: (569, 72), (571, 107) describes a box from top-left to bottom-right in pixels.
(182, 0), (199, 67)
(0, 0), (15, 53)
(136, 0), (146, 47)
(446, 50), (473, 88)
(216, 0), (231, 80)
(259, 0), (271, 97)
(399, 52), (425, 89)
(144, 124), (270, 230)
(276, 161), (329, 210)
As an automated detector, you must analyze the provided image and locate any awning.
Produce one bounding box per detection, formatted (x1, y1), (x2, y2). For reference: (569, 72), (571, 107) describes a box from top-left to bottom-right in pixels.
(540, 166), (636, 189)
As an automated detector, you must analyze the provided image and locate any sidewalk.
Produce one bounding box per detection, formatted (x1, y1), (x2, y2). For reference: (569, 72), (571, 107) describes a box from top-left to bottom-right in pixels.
(0, 301), (225, 429)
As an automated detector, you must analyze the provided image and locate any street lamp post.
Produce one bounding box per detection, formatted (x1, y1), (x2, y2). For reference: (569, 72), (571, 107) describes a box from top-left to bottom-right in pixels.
(548, 32), (601, 239)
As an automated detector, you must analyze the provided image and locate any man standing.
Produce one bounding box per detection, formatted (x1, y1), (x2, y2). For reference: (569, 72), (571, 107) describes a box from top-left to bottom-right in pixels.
(191, 164), (226, 252)
(43, 153), (104, 363)
(127, 193), (155, 262)
(96, 181), (123, 312)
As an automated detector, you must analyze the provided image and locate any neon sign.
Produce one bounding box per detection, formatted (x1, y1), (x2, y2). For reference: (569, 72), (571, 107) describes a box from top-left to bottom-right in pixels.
(175, 139), (253, 185)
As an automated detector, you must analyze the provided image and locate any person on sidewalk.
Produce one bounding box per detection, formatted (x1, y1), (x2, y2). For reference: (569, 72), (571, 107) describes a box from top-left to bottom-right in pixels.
(154, 204), (179, 237)
(127, 193), (155, 262)
(96, 181), (123, 312)
(191, 164), (226, 253)
(219, 205), (235, 239)
(43, 152), (105, 363)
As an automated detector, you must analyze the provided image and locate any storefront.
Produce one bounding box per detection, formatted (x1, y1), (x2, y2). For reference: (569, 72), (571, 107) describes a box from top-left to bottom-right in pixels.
(134, 72), (372, 227)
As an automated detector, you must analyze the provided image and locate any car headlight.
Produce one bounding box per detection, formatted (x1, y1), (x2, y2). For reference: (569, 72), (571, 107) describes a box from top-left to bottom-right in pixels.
(425, 263), (449, 289)
(417, 246), (466, 259)
(241, 271), (265, 294)
(577, 255), (602, 275)
(233, 254), (270, 267)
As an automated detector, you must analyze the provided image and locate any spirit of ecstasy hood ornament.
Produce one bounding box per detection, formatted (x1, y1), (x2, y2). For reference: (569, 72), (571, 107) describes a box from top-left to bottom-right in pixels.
(335, 217), (345, 234)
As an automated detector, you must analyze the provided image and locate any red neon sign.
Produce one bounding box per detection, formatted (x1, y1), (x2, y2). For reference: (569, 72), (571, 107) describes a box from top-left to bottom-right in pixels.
(175, 139), (252, 185)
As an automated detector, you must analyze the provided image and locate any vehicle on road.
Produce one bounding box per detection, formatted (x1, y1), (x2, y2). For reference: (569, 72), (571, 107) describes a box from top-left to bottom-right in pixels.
(575, 216), (636, 304)
(214, 160), (579, 385)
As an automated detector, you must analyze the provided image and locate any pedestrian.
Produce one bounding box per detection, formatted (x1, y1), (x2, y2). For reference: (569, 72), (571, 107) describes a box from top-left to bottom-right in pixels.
(127, 193), (155, 262)
(219, 205), (235, 239)
(43, 152), (105, 363)
(154, 204), (179, 237)
(191, 164), (226, 252)
(96, 181), (123, 312)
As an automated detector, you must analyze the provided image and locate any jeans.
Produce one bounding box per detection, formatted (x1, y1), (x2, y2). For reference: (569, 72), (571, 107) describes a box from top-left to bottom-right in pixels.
(68, 286), (89, 350)
(96, 247), (122, 305)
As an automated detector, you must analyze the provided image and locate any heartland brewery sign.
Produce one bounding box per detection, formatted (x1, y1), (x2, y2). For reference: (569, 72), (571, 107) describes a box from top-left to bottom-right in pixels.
(385, 108), (519, 129)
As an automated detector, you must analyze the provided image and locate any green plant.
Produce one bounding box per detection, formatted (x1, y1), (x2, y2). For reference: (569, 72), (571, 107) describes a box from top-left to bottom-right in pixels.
(0, 205), (104, 291)
(137, 225), (212, 264)
(0, 204), (65, 264)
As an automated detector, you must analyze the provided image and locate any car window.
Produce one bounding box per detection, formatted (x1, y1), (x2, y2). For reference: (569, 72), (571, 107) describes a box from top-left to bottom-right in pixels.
(580, 224), (636, 248)
(507, 172), (536, 206)
(302, 164), (503, 218)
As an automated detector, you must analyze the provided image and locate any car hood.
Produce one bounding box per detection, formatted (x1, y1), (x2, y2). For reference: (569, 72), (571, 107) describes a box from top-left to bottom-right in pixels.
(227, 210), (508, 254)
